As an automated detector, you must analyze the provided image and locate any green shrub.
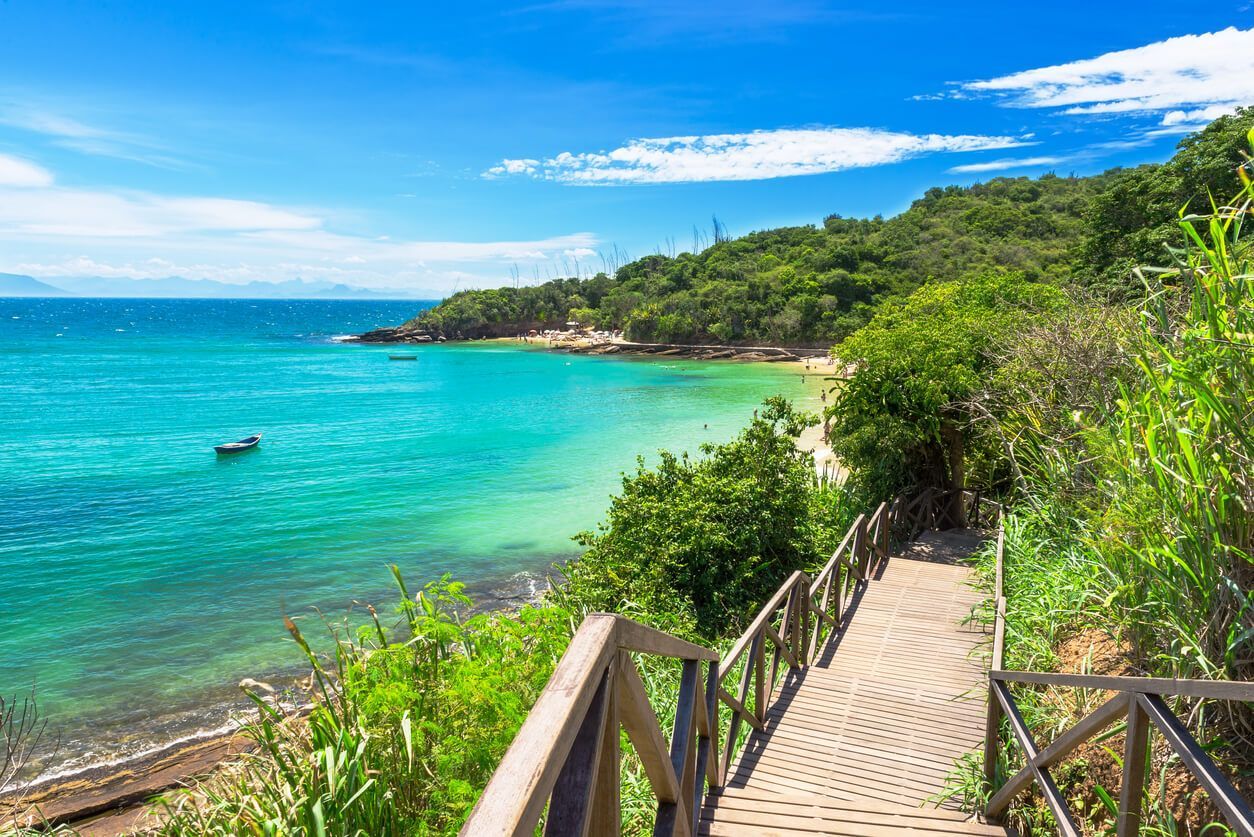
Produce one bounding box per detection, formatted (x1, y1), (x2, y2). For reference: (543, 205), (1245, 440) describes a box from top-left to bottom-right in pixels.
(825, 271), (1068, 500)
(155, 577), (574, 836)
(563, 397), (849, 637)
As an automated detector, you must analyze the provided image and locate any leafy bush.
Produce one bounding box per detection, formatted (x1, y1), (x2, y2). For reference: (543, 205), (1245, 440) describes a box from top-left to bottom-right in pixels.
(155, 578), (574, 835)
(563, 397), (849, 636)
(824, 271), (1068, 501)
(1080, 106), (1254, 295)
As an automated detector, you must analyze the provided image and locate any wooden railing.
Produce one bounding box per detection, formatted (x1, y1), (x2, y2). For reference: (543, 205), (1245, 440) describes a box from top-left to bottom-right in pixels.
(976, 495), (1254, 837)
(463, 613), (719, 836)
(463, 488), (959, 835)
(984, 672), (1254, 837)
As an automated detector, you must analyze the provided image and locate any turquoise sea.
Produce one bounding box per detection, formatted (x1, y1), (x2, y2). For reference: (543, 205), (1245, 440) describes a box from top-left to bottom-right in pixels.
(0, 298), (814, 780)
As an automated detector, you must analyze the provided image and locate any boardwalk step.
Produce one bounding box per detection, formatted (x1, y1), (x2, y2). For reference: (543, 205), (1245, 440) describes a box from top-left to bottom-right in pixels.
(701, 787), (1008, 835)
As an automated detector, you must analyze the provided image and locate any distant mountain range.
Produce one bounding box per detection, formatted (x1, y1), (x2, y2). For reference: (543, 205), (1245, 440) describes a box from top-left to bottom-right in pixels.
(0, 273), (441, 300)
(0, 273), (75, 296)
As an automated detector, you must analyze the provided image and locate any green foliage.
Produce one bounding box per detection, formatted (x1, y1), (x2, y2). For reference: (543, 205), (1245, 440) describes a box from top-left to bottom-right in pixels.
(403, 113), (1254, 350)
(406, 174), (1101, 345)
(1079, 106), (1254, 295)
(942, 128), (1254, 829)
(988, 130), (1254, 698)
(564, 397), (851, 636)
(155, 577), (574, 836)
(1093, 139), (1254, 693)
(825, 272), (1068, 499)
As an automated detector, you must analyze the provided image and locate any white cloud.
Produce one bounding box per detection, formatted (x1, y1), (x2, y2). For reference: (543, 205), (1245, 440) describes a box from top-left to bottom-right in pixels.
(0, 153), (54, 187)
(0, 186), (322, 237)
(0, 159), (600, 291)
(948, 155), (1068, 174)
(956, 27), (1254, 127)
(486, 126), (1028, 184)
(486, 158), (539, 176)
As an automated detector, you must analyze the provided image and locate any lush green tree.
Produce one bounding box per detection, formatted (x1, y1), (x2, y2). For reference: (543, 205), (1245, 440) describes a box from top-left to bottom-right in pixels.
(563, 398), (841, 635)
(1079, 106), (1254, 295)
(825, 272), (1068, 504)
(401, 111), (1254, 346)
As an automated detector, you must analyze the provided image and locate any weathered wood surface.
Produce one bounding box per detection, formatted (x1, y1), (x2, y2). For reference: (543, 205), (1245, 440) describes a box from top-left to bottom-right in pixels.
(702, 530), (1007, 835)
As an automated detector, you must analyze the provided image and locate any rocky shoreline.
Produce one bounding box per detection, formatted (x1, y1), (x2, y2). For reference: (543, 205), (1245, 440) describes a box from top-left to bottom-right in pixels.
(1, 731), (256, 835)
(558, 340), (826, 362)
(348, 325), (829, 363)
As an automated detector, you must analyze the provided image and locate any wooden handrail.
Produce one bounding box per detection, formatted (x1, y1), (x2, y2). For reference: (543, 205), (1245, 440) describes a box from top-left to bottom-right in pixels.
(461, 614), (718, 836)
(979, 503), (1254, 837)
(990, 670), (1254, 701)
(985, 678), (1254, 837)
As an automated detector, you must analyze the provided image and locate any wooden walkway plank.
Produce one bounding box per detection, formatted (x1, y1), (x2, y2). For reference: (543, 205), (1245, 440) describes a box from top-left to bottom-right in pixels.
(701, 529), (1008, 836)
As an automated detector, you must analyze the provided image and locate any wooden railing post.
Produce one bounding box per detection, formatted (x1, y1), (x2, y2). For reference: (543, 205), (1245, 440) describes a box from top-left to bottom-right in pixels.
(655, 659), (698, 837)
(753, 630), (766, 726)
(546, 665), (615, 837)
(983, 508), (1006, 806)
(1117, 693), (1150, 837)
(883, 500), (893, 553)
(793, 576), (808, 665)
(981, 680), (1002, 797)
(699, 660), (719, 793)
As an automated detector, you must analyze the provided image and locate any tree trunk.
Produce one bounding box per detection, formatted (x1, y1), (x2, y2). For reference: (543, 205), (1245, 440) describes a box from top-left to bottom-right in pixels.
(941, 422), (966, 528)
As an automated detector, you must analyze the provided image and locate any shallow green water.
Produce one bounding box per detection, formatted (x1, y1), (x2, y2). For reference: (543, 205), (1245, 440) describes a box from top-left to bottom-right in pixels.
(0, 298), (814, 778)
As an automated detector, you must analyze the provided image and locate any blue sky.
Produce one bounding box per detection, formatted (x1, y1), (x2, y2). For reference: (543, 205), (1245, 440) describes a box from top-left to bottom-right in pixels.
(0, 1), (1251, 295)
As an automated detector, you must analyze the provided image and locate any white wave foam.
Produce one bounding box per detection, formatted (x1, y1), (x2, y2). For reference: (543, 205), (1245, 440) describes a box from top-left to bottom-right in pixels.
(15, 718), (244, 791)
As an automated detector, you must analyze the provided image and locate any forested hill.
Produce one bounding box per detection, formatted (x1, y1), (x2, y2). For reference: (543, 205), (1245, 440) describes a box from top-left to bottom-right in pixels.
(405, 109), (1254, 346)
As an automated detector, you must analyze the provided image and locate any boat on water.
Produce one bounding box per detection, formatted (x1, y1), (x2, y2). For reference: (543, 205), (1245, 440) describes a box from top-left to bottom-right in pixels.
(389, 354), (418, 360)
(214, 433), (262, 454)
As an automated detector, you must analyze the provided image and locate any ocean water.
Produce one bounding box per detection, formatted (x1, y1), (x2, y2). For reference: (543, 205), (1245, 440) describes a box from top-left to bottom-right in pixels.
(0, 298), (815, 780)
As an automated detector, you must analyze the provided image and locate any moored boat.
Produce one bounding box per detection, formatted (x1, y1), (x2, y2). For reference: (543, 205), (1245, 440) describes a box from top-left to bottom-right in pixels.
(214, 433), (262, 454)
(388, 354), (418, 360)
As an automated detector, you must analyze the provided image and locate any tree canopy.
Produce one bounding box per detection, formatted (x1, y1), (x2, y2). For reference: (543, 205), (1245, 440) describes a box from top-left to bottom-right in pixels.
(825, 272), (1068, 499)
(402, 111), (1254, 347)
(1079, 106), (1254, 295)
(407, 174), (1103, 345)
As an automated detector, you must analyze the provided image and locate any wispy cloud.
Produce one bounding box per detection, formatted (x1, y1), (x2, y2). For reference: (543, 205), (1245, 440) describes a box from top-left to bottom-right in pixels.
(948, 155), (1070, 174)
(513, 0), (893, 45)
(0, 101), (191, 169)
(952, 27), (1254, 130)
(0, 152), (54, 187)
(486, 126), (1028, 184)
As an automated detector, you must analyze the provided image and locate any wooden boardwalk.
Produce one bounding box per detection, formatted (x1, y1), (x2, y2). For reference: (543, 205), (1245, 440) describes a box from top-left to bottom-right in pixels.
(468, 490), (1254, 837)
(700, 529), (1008, 836)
